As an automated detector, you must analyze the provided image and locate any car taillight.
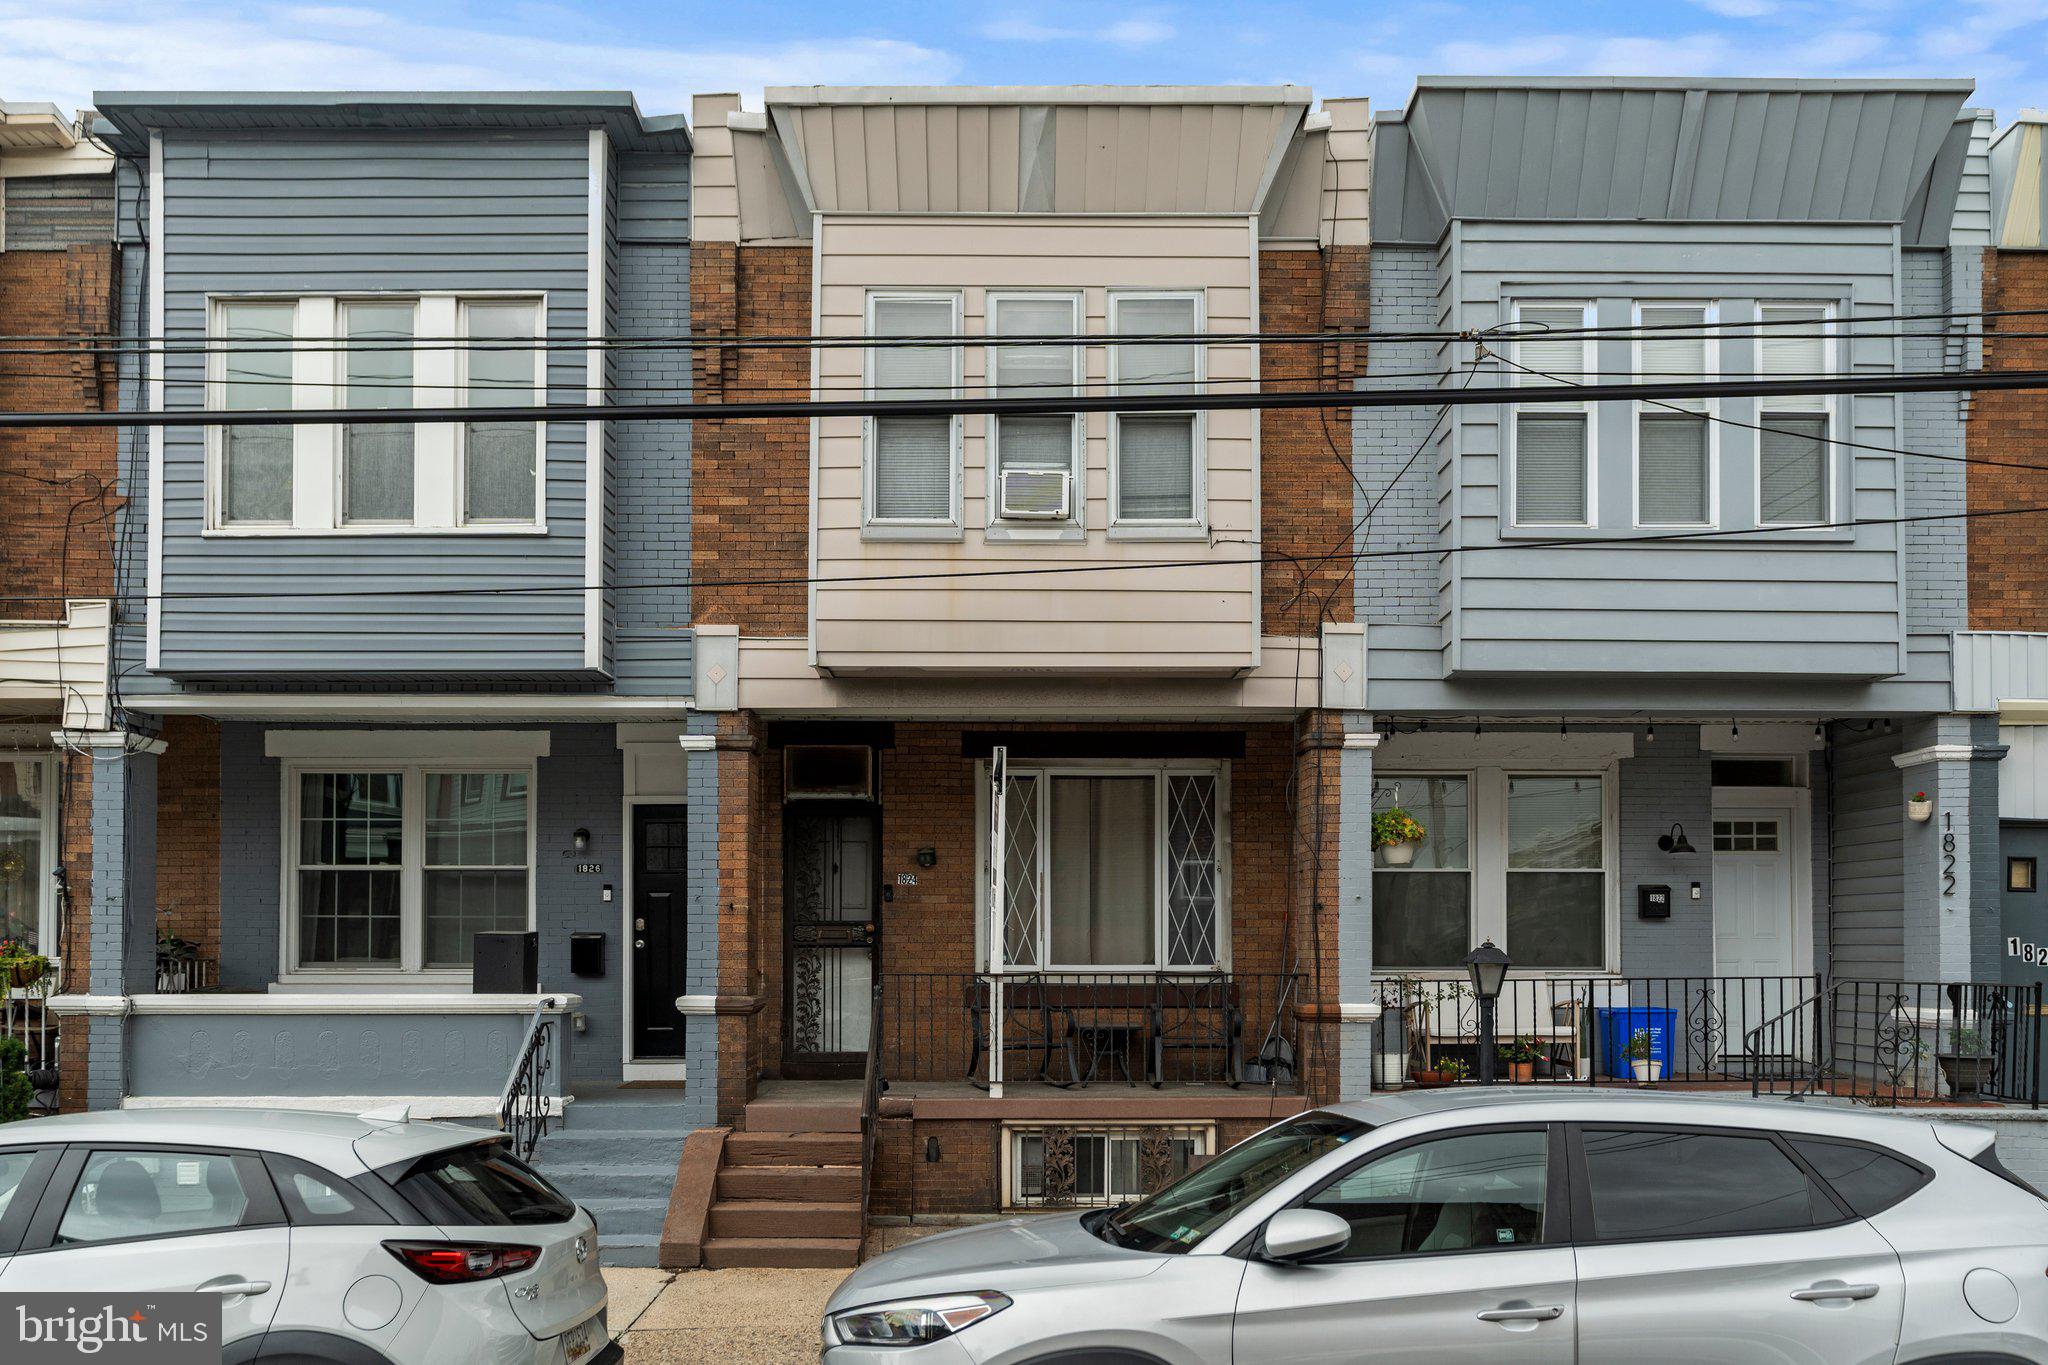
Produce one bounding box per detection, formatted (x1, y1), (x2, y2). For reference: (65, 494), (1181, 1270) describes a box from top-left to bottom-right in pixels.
(384, 1241), (540, 1284)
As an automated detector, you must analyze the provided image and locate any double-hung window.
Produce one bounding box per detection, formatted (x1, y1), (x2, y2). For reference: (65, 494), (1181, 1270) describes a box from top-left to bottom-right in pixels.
(1510, 301), (1595, 527)
(1110, 293), (1204, 531)
(991, 762), (1225, 970)
(461, 300), (542, 524)
(291, 764), (533, 976)
(217, 301), (296, 527)
(867, 293), (961, 532)
(987, 293), (1082, 530)
(341, 301), (417, 525)
(0, 753), (56, 955)
(1374, 769), (1611, 971)
(1634, 303), (1713, 526)
(1757, 304), (1832, 525)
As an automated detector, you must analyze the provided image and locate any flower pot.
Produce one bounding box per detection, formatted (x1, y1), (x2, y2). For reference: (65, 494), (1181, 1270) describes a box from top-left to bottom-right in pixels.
(1379, 840), (1418, 866)
(6, 961), (44, 990)
(1410, 1068), (1446, 1087)
(1375, 1053), (1409, 1089)
(1907, 798), (1934, 823)
(1507, 1061), (1535, 1083)
(1630, 1059), (1664, 1084)
(1938, 1053), (1994, 1099)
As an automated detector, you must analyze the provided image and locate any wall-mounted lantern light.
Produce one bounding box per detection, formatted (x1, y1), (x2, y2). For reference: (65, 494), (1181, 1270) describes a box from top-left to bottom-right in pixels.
(1657, 823), (1696, 855)
(572, 828), (591, 852)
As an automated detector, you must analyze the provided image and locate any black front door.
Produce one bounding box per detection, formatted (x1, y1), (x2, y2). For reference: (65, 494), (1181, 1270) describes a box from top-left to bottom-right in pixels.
(632, 805), (689, 1059)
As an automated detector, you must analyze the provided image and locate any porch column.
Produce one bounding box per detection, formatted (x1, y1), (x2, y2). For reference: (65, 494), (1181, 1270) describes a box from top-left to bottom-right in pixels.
(69, 728), (164, 1110)
(1336, 717), (1379, 1096)
(678, 722), (720, 1133)
(1894, 715), (2007, 983)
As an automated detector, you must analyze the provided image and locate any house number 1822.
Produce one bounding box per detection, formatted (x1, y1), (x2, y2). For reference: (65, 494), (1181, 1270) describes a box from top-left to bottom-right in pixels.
(1942, 811), (1957, 897)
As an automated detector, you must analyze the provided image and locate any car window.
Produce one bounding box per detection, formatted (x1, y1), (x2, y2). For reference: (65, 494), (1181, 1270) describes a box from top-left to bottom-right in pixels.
(56, 1151), (251, 1246)
(1787, 1138), (1927, 1217)
(1581, 1129), (1832, 1241)
(265, 1154), (391, 1227)
(1102, 1111), (1370, 1254)
(1303, 1128), (1548, 1258)
(0, 1148), (44, 1224)
(389, 1143), (573, 1227)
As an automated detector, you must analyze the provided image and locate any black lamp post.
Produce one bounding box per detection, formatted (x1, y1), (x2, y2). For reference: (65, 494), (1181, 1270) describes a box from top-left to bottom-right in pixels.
(1462, 939), (1511, 1085)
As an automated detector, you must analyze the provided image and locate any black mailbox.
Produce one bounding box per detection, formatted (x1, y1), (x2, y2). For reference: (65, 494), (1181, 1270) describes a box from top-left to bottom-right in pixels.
(570, 932), (607, 978)
(474, 931), (538, 993)
(1637, 885), (1673, 920)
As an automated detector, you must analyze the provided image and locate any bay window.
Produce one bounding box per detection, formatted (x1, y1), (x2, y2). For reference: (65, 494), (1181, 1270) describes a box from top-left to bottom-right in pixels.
(1110, 293), (1203, 531)
(866, 293), (961, 532)
(991, 762), (1225, 971)
(0, 755), (55, 955)
(1374, 769), (1612, 971)
(290, 764), (532, 976)
(1510, 301), (1594, 527)
(1634, 303), (1713, 526)
(1757, 303), (1832, 525)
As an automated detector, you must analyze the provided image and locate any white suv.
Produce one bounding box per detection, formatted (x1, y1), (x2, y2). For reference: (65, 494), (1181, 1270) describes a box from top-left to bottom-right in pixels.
(0, 1107), (615, 1365)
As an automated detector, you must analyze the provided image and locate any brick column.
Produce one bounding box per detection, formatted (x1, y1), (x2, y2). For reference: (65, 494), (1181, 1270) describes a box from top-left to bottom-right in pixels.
(1336, 716), (1379, 1096)
(1292, 710), (1345, 1103)
(1895, 714), (2007, 983)
(714, 712), (764, 1125)
(73, 729), (164, 1110)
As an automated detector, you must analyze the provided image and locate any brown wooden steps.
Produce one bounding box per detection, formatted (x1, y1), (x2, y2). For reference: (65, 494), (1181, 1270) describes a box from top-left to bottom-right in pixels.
(709, 1200), (863, 1239)
(690, 1096), (868, 1268)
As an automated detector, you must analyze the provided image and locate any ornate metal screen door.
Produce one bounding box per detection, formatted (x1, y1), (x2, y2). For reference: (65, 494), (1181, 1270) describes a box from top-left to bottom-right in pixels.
(785, 807), (876, 1068)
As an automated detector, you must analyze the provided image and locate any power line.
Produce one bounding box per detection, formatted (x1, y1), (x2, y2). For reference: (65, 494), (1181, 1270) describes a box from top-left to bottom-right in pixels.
(9, 367), (2048, 430)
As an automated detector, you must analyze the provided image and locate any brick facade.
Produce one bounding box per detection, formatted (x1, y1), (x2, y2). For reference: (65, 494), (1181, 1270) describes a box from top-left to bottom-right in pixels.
(155, 717), (222, 963)
(1967, 250), (2048, 630)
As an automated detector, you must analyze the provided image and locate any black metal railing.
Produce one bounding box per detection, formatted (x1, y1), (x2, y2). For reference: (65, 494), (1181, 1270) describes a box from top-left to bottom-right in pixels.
(1374, 975), (1820, 1087)
(1748, 979), (2044, 1107)
(497, 996), (559, 1161)
(857, 980), (883, 1263)
(878, 971), (1305, 1091)
(2, 976), (59, 1114)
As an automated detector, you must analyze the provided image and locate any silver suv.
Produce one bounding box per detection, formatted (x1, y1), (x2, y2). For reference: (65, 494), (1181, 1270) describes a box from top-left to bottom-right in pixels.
(0, 1107), (614, 1365)
(825, 1089), (2048, 1363)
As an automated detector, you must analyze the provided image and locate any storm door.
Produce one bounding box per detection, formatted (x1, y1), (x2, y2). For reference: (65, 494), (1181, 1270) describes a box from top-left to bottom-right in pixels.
(783, 806), (877, 1074)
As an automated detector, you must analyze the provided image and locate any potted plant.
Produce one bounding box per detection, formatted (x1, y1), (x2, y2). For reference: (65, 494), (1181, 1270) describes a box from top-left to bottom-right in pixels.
(1625, 1028), (1663, 1084)
(0, 939), (49, 992)
(1907, 790), (1934, 823)
(1437, 1056), (1471, 1085)
(1373, 808), (1427, 866)
(1937, 1025), (1995, 1099)
(1500, 1036), (1544, 1083)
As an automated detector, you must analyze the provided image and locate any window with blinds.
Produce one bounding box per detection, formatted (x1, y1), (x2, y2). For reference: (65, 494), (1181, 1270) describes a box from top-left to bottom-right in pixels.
(1511, 302), (1591, 526)
(1636, 304), (1710, 526)
(1757, 304), (1831, 525)
(869, 295), (960, 524)
(989, 295), (1081, 523)
(1111, 294), (1201, 526)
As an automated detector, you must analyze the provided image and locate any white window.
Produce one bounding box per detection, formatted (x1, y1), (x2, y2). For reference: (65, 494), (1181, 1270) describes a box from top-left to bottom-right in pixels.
(866, 293), (961, 532)
(206, 294), (545, 534)
(1634, 302), (1715, 527)
(989, 762), (1225, 971)
(288, 764), (533, 976)
(987, 293), (1082, 530)
(1373, 769), (1612, 971)
(1509, 301), (1595, 527)
(1110, 292), (1204, 531)
(0, 754), (57, 956)
(1756, 303), (1833, 525)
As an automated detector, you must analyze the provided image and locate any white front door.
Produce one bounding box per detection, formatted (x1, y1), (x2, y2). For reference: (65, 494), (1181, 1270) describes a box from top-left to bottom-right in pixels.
(1712, 797), (1802, 1065)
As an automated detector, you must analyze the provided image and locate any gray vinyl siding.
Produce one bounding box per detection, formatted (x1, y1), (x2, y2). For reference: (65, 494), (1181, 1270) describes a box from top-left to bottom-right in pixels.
(155, 130), (596, 678)
(1828, 723), (1906, 981)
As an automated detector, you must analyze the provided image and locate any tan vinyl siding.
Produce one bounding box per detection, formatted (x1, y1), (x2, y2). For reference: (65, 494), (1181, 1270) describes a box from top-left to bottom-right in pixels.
(812, 213), (1258, 675)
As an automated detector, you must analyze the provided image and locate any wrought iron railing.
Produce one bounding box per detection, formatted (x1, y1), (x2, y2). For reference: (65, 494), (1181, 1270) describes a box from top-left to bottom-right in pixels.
(1747, 979), (2043, 1107)
(3, 977), (59, 1114)
(877, 972), (1305, 1091)
(497, 996), (558, 1161)
(1374, 974), (1820, 1087)
(857, 979), (883, 1263)
(1007, 1121), (1214, 1209)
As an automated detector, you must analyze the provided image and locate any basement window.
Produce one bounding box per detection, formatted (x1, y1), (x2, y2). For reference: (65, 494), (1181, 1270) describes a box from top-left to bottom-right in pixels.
(1004, 1123), (1213, 1209)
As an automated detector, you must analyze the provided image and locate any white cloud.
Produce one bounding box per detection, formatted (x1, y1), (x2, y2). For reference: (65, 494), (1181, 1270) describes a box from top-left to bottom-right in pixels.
(1692, 0), (1779, 18)
(980, 8), (1175, 48)
(0, 1), (961, 113)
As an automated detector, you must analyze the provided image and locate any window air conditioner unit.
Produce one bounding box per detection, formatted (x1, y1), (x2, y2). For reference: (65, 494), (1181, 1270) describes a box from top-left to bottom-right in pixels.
(998, 467), (1071, 521)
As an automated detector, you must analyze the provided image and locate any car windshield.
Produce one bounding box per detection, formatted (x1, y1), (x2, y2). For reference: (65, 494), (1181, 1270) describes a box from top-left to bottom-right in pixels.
(388, 1141), (575, 1227)
(1100, 1111), (1369, 1253)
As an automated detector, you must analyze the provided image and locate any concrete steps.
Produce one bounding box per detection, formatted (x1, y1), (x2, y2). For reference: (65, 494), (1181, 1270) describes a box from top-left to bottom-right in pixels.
(701, 1098), (865, 1268)
(702, 1235), (863, 1269)
(525, 1088), (691, 1268)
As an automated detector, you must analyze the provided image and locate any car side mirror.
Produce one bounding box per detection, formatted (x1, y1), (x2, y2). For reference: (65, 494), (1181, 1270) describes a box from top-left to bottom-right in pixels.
(1260, 1209), (1350, 1264)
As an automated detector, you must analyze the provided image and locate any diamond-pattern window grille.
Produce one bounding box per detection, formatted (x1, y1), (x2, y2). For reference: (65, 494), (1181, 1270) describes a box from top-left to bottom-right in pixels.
(1165, 774), (1219, 967)
(1002, 775), (1042, 967)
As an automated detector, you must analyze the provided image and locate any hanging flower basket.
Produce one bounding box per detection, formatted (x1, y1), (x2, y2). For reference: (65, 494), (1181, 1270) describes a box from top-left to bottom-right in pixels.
(1373, 808), (1426, 866)
(0, 940), (48, 990)
(0, 848), (25, 883)
(1906, 792), (1934, 823)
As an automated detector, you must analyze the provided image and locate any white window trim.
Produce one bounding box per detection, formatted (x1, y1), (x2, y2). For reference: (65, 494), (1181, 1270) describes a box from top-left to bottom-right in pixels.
(973, 757), (1232, 974)
(1630, 299), (1720, 530)
(278, 757), (538, 984)
(204, 291), (548, 537)
(863, 290), (963, 540)
(456, 297), (550, 529)
(1506, 299), (1598, 531)
(984, 290), (1085, 542)
(1107, 289), (1208, 540)
(1373, 764), (1620, 975)
(0, 750), (59, 957)
(1754, 300), (1838, 528)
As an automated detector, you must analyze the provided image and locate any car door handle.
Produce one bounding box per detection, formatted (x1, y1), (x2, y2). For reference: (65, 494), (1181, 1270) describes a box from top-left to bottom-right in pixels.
(1791, 1283), (1879, 1303)
(206, 1281), (271, 1298)
(1477, 1305), (1564, 1322)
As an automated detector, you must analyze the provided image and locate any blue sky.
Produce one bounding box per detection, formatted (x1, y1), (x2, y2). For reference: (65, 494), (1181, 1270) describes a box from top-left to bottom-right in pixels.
(4, 0), (2045, 123)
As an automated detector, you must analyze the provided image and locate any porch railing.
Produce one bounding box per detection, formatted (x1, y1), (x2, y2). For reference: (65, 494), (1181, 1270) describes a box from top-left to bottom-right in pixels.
(497, 996), (559, 1161)
(3, 982), (59, 1115)
(878, 972), (1306, 1091)
(155, 956), (218, 994)
(1747, 979), (2043, 1107)
(1373, 975), (1820, 1087)
(856, 979), (883, 1263)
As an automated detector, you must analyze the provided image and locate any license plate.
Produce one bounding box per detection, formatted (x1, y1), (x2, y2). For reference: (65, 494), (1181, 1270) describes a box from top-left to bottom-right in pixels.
(562, 1311), (605, 1364)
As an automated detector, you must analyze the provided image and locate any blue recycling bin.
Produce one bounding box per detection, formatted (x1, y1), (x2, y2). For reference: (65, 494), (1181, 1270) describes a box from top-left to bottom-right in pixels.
(1596, 1006), (1676, 1080)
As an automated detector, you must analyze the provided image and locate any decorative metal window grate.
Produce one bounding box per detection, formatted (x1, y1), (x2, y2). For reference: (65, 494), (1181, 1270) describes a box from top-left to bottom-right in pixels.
(1005, 1123), (1213, 1209)
(1165, 775), (1219, 968)
(1002, 774), (1042, 967)
(1713, 819), (1779, 853)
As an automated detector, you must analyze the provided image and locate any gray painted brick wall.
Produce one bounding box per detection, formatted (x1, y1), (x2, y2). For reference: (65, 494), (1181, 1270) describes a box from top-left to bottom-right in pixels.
(1902, 248), (1968, 635)
(1356, 245), (1441, 627)
(613, 240), (694, 694)
(534, 724), (627, 1085)
(680, 714), (719, 1131)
